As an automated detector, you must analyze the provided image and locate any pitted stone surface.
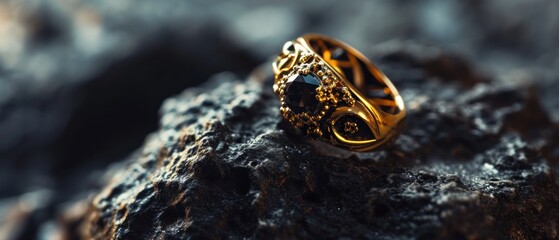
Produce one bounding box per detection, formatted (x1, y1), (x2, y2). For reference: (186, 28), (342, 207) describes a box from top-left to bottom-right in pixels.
(0, 1), (557, 239)
(83, 54), (559, 239)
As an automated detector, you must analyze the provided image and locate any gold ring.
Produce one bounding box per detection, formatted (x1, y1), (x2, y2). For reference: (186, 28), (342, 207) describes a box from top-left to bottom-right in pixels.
(272, 34), (406, 152)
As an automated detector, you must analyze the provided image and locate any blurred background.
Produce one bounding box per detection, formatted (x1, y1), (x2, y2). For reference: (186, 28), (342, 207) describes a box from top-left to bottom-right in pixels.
(0, 0), (557, 238)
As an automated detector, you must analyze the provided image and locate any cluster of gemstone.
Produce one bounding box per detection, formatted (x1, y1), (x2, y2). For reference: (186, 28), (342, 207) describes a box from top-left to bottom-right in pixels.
(274, 52), (356, 137)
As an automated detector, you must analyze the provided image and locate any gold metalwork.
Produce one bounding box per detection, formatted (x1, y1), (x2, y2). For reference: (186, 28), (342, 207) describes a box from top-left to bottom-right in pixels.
(273, 34), (406, 152)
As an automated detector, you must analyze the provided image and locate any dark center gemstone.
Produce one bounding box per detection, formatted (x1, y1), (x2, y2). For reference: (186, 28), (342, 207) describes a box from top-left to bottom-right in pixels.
(285, 73), (322, 114)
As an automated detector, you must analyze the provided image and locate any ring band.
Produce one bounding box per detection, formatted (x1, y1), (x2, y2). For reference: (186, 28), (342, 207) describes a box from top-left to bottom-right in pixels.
(272, 34), (406, 152)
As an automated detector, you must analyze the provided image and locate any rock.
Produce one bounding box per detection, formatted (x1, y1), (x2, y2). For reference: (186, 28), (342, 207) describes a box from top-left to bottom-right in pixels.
(0, 0), (262, 199)
(0, 190), (53, 240)
(0, 0), (558, 239)
(82, 52), (559, 238)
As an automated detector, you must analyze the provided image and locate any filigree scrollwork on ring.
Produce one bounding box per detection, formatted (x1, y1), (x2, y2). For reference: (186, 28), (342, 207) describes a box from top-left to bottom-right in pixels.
(273, 34), (406, 152)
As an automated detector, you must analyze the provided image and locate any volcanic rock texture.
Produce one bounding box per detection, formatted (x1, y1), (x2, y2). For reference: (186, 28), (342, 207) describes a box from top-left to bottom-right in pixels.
(83, 48), (559, 239)
(0, 0), (558, 239)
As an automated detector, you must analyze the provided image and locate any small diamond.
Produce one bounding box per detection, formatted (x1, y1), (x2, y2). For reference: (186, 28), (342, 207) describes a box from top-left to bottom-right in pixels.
(344, 121), (359, 134)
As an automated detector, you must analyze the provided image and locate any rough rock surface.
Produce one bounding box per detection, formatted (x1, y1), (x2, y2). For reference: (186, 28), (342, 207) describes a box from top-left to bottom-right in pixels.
(1, 1), (558, 239)
(83, 47), (559, 239)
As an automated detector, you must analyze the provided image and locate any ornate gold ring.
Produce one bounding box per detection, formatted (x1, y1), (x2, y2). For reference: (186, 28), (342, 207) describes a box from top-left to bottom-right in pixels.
(272, 34), (406, 152)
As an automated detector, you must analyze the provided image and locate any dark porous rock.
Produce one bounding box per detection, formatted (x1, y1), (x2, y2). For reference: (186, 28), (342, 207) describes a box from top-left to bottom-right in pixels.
(82, 50), (559, 239)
